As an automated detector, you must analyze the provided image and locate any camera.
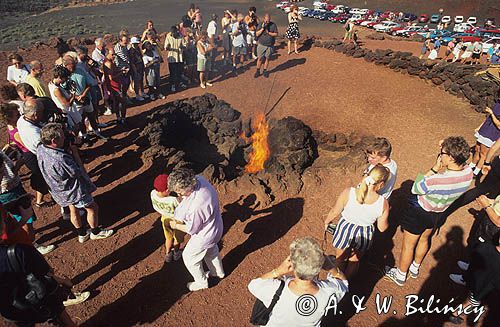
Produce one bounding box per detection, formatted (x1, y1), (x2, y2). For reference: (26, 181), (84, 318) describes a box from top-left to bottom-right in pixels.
(85, 55), (99, 70)
(63, 79), (77, 94)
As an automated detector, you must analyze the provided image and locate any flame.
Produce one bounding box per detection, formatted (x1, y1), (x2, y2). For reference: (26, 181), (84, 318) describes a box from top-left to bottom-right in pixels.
(241, 113), (271, 173)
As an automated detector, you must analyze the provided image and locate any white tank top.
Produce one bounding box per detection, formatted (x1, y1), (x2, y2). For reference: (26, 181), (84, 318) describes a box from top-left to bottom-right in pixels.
(341, 187), (384, 226)
(48, 82), (70, 112)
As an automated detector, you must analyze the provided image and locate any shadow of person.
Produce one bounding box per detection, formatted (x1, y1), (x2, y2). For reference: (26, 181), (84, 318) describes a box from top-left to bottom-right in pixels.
(297, 38), (314, 52)
(222, 194), (259, 237)
(81, 257), (190, 327)
(222, 197), (304, 275)
(378, 226), (468, 326)
(268, 58), (306, 75)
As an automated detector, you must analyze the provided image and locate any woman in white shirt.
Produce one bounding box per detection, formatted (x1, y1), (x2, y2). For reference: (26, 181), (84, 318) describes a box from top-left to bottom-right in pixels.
(7, 53), (30, 86)
(48, 65), (81, 131)
(324, 164), (390, 279)
(248, 237), (348, 327)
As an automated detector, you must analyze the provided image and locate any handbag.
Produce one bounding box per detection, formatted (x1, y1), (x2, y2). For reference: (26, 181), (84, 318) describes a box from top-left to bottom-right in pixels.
(6, 245), (59, 319)
(250, 280), (285, 326)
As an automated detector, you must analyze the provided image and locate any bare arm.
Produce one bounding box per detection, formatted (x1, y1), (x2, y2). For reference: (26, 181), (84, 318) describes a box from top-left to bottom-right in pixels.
(324, 188), (350, 229)
(376, 199), (390, 232)
(53, 87), (72, 107)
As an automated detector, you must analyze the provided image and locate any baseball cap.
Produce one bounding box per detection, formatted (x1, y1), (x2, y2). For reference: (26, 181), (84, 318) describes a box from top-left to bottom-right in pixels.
(130, 37), (140, 44)
(153, 174), (169, 192)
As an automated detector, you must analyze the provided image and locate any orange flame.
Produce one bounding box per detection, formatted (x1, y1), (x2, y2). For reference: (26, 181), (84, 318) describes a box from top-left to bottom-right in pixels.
(241, 113), (271, 173)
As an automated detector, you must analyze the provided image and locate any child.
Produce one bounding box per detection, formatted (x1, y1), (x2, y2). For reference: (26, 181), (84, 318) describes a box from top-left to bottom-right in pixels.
(150, 174), (185, 263)
(324, 164), (390, 279)
(364, 137), (398, 199)
(470, 103), (500, 179)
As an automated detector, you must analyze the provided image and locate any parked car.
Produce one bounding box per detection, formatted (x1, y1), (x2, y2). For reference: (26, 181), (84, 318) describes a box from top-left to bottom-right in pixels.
(399, 26), (426, 37)
(360, 18), (379, 27)
(467, 17), (477, 25)
(442, 33), (481, 44)
(366, 21), (381, 28)
(351, 14), (363, 21)
(479, 29), (500, 38)
(453, 23), (476, 33)
(313, 1), (326, 10)
(403, 13), (417, 22)
(441, 16), (452, 24)
(419, 14), (429, 23)
(418, 29), (450, 39)
(454, 16), (464, 24)
(298, 8), (310, 15)
(389, 26), (406, 36)
(332, 5), (347, 14)
(482, 37), (500, 53)
(276, 1), (289, 9)
(313, 9), (327, 19)
(321, 12), (336, 20)
(374, 21), (400, 32)
(430, 14), (441, 24)
(350, 8), (362, 15)
(331, 14), (349, 24)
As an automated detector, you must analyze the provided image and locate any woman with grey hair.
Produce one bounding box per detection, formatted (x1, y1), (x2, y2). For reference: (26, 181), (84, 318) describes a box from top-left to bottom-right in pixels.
(248, 237), (348, 326)
(168, 168), (225, 291)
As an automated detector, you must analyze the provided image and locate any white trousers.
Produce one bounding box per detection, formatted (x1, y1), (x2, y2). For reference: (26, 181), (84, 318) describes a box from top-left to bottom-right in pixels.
(182, 240), (225, 285)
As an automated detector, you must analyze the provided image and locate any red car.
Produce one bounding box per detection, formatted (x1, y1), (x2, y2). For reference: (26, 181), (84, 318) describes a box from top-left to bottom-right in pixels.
(389, 26), (406, 35)
(331, 14), (349, 23)
(366, 21), (380, 28)
(418, 14), (429, 23)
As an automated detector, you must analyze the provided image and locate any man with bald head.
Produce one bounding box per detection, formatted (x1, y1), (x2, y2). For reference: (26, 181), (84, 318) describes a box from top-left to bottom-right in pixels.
(92, 38), (107, 66)
(16, 98), (51, 206)
(25, 60), (49, 97)
(254, 13), (278, 78)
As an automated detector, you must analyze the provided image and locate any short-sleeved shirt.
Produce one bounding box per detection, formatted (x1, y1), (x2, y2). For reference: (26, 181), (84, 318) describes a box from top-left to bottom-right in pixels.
(92, 47), (107, 65)
(0, 244), (51, 320)
(25, 75), (49, 98)
(173, 176), (223, 250)
(367, 160), (398, 199)
(232, 22), (247, 47)
(7, 65), (30, 84)
(473, 43), (482, 54)
(248, 275), (348, 326)
(207, 20), (218, 38)
(16, 116), (41, 154)
(257, 21), (278, 47)
(412, 167), (473, 213)
(478, 102), (500, 142)
(37, 144), (96, 207)
(150, 191), (179, 218)
(70, 67), (94, 97)
(164, 34), (187, 63)
(114, 43), (130, 70)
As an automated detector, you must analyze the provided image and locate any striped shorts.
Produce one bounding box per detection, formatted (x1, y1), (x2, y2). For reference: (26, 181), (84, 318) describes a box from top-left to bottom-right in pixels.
(332, 218), (375, 254)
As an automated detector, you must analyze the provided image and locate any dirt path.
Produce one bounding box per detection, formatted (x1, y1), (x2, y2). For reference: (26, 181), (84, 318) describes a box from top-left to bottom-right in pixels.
(2, 41), (493, 326)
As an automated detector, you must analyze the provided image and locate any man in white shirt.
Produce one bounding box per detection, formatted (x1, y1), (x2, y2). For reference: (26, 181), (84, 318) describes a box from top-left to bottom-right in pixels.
(231, 13), (248, 73)
(206, 14), (218, 73)
(91, 38), (107, 66)
(364, 138), (398, 199)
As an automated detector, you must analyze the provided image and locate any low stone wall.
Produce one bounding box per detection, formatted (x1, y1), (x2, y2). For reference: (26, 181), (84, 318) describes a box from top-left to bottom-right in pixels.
(314, 39), (499, 112)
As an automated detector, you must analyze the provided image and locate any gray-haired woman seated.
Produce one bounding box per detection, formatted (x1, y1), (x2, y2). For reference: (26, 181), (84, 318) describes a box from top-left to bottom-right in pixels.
(248, 237), (348, 326)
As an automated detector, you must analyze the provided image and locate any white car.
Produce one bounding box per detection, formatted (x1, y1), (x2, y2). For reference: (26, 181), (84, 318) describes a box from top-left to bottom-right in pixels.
(361, 18), (378, 26)
(482, 37), (500, 53)
(453, 22), (476, 32)
(441, 15), (451, 24)
(332, 5), (346, 14)
(276, 1), (289, 9)
(351, 14), (363, 21)
(467, 16), (477, 25)
(454, 16), (464, 24)
(374, 21), (400, 32)
(350, 8), (362, 15)
(395, 25), (424, 36)
(313, 1), (326, 9)
(298, 7), (309, 15)
(359, 9), (370, 15)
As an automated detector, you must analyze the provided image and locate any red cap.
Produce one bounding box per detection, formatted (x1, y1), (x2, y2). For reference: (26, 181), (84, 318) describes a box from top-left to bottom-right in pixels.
(153, 174), (169, 192)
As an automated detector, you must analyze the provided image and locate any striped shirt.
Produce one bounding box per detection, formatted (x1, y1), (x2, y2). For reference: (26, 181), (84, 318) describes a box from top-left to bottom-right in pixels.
(412, 167), (473, 213)
(114, 43), (130, 70)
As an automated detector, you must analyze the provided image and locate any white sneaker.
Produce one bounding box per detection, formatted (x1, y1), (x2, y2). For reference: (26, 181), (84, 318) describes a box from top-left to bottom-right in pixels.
(78, 231), (90, 243)
(103, 108), (113, 116)
(34, 243), (56, 255)
(205, 271), (225, 279)
(449, 274), (466, 286)
(158, 93), (166, 99)
(187, 281), (208, 291)
(206, 82), (213, 87)
(90, 229), (114, 240)
(457, 260), (470, 271)
(135, 96), (145, 101)
(63, 291), (91, 307)
(252, 54), (258, 60)
(200, 83), (206, 89)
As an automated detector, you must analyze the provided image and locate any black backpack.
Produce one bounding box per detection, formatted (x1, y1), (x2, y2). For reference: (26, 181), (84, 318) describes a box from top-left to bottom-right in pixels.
(6, 245), (59, 321)
(249, 280), (285, 325)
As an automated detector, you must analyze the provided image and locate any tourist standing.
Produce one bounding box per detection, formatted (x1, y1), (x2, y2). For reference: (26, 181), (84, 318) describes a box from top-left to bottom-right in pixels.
(419, 38), (431, 59)
(164, 26), (187, 92)
(231, 13), (248, 74)
(6, 54), (30, 86)
(221, 10), (234, 65)
(244, 7), (259, 60)
(129, 37), (147, 101)
(452, 40), (463, 63)
(385, 137), (473, 286)
(37, 123), (114, 243)
(471, 41), (483, 65)
(143, 41), (164, 100)
(168, 168), (225, 291)
(24, 61), (49, 98)
(103, 48), (127, 123)
(91, 38), (107, 66)
(114, 35), (131, 103)
(141, 20), (159, 43)
(470, 104), (500, 179)
(364, 138), (398, 199)
(196, 32), (214, 89)
(285, 5), (302, 55)
(254, 14), (278, 78)
(443, 38), (455, 61)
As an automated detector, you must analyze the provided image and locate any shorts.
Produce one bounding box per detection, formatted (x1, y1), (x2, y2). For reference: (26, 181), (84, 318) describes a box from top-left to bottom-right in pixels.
(475, 131), (495, 148)
(222, 33), (232, 52)
(75, 103), (94, 114)
(197, 57), (211, 72)
(461, 51), (472, 59)
(332, 217), (375, 254)
(401, 197), (445, 235)
(472, 52), (481, 59)
(257, 44), (273, 59)
(65, 107), (83, 128)
(246, 31), (256, 45)
(161, 216), (186, 248)
(232, 45), (247, 56)
(73, 193), (94, 209)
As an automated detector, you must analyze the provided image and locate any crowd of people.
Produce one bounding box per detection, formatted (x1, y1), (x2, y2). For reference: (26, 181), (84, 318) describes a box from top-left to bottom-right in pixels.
(0, 1), (499, 326)
(420, 36), (500, 64)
